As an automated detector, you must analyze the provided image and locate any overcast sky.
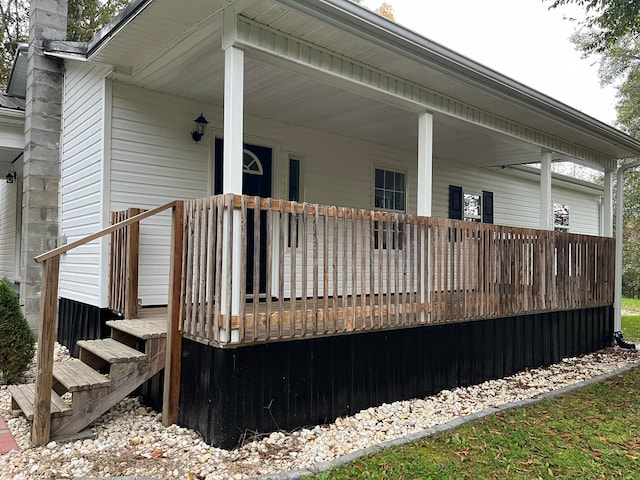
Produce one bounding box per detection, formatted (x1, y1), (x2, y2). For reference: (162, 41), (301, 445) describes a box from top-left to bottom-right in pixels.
(360, 0), (618, 126)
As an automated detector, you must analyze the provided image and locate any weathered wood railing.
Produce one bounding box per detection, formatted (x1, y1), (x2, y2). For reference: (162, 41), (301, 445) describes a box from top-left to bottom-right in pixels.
(179, 194), (615, 347)
(108, 208), (143, 318)
(31, 201), (178, 446)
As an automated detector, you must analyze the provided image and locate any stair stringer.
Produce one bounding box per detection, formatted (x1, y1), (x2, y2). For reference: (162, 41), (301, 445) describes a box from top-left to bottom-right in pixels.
(49, 337), (165, 439)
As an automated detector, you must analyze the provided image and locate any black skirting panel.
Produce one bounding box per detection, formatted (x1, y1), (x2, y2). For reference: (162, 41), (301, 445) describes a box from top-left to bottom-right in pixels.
(179, 306), (613, 449)
(57, 297), (116, 357)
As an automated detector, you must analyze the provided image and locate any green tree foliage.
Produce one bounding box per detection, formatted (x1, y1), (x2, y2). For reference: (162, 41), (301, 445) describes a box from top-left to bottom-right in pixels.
(0, 0), (128, 91)
(0, 0), (28, 91)
(67, 0), (129, 42)
(548, 0), (640, 53)
(0, 277), (34, 384)
(552, 1), (640, 297)
(350, 0), (395, 21)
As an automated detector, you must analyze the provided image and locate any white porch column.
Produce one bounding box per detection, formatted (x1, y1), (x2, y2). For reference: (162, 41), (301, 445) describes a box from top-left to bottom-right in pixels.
(603, 170), (614, 237)
(222, 46), (244, 194)
(417, 111), (433, 324)
(221, 21), (245, 338)
(417, 111), (433, 217)
(540, 152), (553, 230)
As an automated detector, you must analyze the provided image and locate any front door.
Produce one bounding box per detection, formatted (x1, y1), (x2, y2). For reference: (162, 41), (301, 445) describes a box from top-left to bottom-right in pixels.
(214, 139), (272, 295)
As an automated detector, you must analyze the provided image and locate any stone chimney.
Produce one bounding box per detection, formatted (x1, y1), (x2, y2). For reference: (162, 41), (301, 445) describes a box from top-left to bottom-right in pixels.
(21, 0), (68, 331)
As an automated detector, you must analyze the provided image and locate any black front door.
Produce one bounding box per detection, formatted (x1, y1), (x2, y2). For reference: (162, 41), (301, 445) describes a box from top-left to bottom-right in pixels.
(214, 139), (272, 295)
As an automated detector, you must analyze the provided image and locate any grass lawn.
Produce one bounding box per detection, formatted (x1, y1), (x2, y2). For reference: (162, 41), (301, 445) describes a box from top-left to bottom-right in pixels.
(306, 313), (640, 480)
(622, 298), (640, 341)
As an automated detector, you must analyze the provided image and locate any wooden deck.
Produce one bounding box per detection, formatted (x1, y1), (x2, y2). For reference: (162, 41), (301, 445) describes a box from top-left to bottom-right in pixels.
(175, 195), (615, 347)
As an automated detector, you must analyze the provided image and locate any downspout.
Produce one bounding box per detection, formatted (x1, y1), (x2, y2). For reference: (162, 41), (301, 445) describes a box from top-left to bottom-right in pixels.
(614, 159), (640, 338)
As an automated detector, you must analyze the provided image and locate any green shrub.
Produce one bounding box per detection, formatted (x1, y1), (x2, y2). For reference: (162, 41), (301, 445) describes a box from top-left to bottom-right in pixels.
(0, 277), (35, 384)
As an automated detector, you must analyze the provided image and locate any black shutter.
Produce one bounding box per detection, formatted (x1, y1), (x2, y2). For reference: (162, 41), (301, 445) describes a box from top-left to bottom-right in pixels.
(449, 185), (463, 220)
(482, 190), (494, 224)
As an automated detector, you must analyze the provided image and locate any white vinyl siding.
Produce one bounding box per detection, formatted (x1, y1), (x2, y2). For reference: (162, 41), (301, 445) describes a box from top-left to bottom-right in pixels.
(59, 63), (110, 305)
(110, 82), (210, 306)
(553, 189), (600, 236)
(97, 84), (604, 305)
(0, 180), (17, 281)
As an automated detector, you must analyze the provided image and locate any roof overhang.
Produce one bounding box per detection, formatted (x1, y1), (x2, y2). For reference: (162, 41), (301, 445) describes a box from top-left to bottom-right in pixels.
(47, 0), (640, 171)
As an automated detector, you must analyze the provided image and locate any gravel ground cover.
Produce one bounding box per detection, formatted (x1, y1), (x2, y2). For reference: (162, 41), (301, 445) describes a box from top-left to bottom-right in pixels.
(0, 344), (638, 479)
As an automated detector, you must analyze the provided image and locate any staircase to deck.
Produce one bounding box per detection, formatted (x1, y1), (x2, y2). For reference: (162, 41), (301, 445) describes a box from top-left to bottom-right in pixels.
(9, 310), (166, 441)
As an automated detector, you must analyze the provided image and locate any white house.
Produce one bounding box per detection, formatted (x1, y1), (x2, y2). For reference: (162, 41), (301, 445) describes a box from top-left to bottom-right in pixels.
(8, 0), (640, 448)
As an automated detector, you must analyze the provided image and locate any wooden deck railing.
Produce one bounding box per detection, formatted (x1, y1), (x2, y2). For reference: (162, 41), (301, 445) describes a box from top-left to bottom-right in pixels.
(108, 208), (143, 318)
(178, 195), (615, 347)
(31, 201), (177, 446)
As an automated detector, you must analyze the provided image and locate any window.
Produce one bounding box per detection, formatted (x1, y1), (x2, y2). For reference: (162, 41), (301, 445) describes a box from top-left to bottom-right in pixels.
(288, 157), (302, 248)
(449, 185), (494, 223)
(374, 168), (405, 249)
(464, 193), (481, 222)
(554, 203), (569, 231)
(375, 168), (405, 211)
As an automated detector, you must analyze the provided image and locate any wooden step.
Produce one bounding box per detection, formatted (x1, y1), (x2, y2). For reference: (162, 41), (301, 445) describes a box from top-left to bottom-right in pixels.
(8, 384), (72, 421)
(53, 358), (112, 392)
(106, 318), (167, 340)
(77, 338), (147, 363)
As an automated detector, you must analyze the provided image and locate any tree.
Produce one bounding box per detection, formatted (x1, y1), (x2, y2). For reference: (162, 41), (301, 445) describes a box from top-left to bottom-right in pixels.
(0, 0), (128, 91)
(375, 2), (395, 21)
(548, 0), (640, 53)
(350, 0), (395, 21)
(67, 0), (129, 42)
(0, 0), (28, 90)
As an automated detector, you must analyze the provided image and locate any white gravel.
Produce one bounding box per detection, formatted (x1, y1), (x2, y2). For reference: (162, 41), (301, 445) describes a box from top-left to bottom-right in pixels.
(0, 343), (638, 479)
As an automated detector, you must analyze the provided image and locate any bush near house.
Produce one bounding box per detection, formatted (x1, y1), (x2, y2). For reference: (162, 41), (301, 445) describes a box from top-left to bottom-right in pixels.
(0, 277), (34, 384)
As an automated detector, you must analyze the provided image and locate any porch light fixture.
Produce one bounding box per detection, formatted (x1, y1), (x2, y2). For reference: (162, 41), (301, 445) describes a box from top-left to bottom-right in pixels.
(5, 169), (16, 183)
(191, 112), (209, 143)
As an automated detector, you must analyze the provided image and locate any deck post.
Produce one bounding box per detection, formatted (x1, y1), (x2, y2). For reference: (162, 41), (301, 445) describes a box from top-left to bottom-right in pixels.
(221, 15), (245, 338)
(124, 208), (141, 319)
(540, 152), (553, 230)
(603, 170), (613, 237)
(418, 112), (433, 322)
(31, 255), (60, 446)
(163, 201), (184, 426)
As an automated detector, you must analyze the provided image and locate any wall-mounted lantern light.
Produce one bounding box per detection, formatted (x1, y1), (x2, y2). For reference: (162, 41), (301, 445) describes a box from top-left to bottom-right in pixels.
(191, 112), (209, 143)
(5, 169), (16, 183)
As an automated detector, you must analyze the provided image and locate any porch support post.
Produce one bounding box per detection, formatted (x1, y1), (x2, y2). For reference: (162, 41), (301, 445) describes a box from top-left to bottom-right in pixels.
(417, 111), (433, 324)
(221, 11), (244, 339)
(603, 170), (613, 237)
(540, 152), (553, 230)
(417, 111), (433, 217)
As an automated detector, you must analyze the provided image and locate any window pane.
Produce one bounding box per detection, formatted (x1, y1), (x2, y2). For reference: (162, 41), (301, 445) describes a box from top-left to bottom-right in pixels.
(375, 169), (384, 188)
(464, 193), (480, 218)
(375, 189), (385, 209)
(395, 192), (404, 211)
(385, 170), (394, 189)
(385, 191), (393, 209)
(395, 172), (404, 191)
(289, 159), (300, 201)
(554, 203), (569, 227)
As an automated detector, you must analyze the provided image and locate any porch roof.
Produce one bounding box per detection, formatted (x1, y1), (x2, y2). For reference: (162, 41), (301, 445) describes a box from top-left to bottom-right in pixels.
(53, 0), (640, 171)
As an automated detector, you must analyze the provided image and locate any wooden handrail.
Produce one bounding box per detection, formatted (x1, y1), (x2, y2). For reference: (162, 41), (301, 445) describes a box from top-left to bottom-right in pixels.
(31, 199), (177, 446)
(35, 201), (177, 263)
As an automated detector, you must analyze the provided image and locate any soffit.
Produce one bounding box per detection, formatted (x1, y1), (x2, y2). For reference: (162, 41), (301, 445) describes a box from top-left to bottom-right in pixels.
(86, 0), (638, 168)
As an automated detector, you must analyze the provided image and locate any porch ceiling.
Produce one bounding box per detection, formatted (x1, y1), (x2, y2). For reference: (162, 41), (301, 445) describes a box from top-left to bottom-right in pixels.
(87, 0), (640, 169)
